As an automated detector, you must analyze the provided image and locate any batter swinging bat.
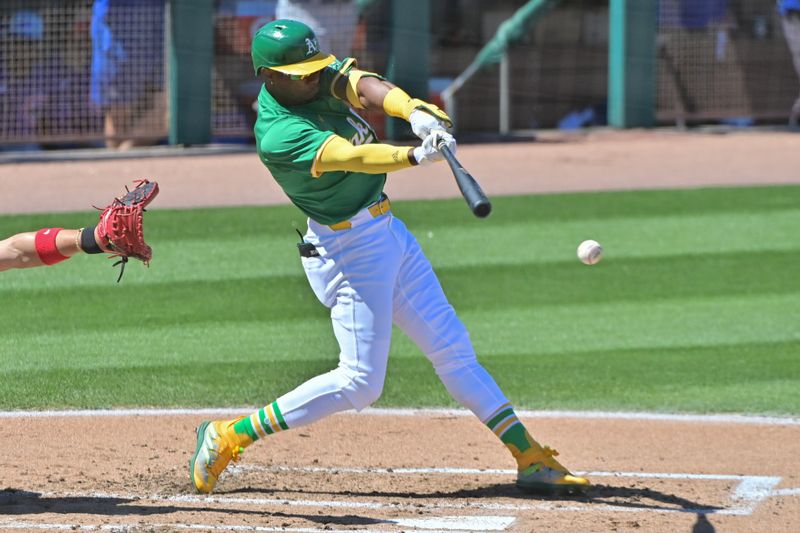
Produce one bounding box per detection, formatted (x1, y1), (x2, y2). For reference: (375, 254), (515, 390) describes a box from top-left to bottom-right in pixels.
(438, 141), (492, 218)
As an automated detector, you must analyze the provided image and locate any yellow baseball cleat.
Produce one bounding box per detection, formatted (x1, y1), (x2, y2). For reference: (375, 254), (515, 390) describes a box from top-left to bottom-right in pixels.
(190, 420), (243, 494)
(516, 445), (591, 494)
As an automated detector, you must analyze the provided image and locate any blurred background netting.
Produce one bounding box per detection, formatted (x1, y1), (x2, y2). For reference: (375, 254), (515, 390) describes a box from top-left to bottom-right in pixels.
(0, 0), (166, 148)
(0, 0), (798, 148)
(427, 0), (609, 132)
(657, 0), (798, 126)
(0, 0), (100, 147)
(213, 0), (273, 138)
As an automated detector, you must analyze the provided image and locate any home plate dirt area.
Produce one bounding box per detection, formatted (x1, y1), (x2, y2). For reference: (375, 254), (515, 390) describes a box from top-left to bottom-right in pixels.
(0, 409), (798, 532)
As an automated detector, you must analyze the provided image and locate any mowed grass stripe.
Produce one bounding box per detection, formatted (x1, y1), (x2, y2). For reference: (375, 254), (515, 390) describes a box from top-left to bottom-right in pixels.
(401, 185), (800, 223)
(140, 208), (800, 278)
(0, 359), (337, 409)
(2, 339), (797, 411)
(2, 184), (798, 237)
(6, 288), (797, 372)
(439, 249), (800, 307)
(0, 235), (303, 290)
(383, 340), (800, 413)
(4, 290), (798, 393)
(0, 319), (338, 371)
(417, 209), (800, 268)
(460, 292), (800, 357)
(1, 209), (798, 291)
(2, 185), (799, 241)
(3, 249), (799, 335)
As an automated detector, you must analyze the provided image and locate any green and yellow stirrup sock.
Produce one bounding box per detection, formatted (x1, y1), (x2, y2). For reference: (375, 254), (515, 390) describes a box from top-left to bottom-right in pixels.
(485, 403), (542, 470)
(225, 401), (289, 448)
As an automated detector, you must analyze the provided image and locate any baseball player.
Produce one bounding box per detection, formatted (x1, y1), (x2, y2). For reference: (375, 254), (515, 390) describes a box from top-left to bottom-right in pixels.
(190, 19), (589, 496)
(0, 180), (157, 280)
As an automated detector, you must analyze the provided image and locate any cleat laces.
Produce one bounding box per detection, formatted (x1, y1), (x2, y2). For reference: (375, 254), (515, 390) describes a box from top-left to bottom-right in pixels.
(204, 428), (244, 478)
(542, 446), (559, 458)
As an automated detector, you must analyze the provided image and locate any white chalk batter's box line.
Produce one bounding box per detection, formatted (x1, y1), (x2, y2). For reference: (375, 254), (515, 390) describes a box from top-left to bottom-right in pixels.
(0, 518), (516, 533)
(0, 518), (514, 533)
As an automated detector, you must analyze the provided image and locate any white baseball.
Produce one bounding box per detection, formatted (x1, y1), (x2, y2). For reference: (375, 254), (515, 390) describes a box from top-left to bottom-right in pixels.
(577, 239), (603, 265)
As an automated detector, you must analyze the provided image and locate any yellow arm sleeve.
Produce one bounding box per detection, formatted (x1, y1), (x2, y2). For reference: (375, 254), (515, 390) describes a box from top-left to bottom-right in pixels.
(314, 135), (414, 177)
(382, 87), (453, 128)
(382, 86), (421, 120)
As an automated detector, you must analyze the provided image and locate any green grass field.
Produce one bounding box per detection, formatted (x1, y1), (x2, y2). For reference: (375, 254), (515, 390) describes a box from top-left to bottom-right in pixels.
(1, 185), (799, 414)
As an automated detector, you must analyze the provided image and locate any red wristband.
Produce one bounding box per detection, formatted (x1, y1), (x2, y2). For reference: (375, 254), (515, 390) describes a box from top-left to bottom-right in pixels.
(35, 228), (69, 265)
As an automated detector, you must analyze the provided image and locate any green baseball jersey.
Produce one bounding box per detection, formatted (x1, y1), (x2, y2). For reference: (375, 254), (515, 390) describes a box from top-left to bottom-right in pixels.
(254, 58), (385, 225)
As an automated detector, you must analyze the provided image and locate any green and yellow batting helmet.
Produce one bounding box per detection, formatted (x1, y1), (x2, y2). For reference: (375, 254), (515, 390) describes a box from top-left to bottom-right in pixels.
(251, 19), (335, 76)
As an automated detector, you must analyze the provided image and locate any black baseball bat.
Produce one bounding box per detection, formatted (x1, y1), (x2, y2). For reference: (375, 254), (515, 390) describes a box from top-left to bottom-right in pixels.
(438, 144), (492, 218)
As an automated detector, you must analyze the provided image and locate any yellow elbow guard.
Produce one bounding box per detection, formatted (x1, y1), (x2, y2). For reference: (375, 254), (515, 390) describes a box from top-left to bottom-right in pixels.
(345, 69), (370, 109)
(315, 136), (413, 175)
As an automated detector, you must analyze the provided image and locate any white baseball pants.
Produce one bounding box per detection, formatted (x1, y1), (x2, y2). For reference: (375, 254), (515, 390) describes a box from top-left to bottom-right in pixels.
(275, 205), (509, 427)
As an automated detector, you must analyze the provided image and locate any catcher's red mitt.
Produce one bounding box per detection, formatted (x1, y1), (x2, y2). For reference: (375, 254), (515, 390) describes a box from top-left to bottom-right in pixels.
(94, 179), (159, 281)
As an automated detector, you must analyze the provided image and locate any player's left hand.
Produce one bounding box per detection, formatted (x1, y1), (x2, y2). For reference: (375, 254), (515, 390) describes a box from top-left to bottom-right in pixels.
(409, 104), (453, 140)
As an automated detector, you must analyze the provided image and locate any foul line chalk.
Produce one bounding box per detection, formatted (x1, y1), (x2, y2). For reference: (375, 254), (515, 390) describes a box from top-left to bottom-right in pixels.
(0, 407), (798, 426)
(0, 520), (511, 533)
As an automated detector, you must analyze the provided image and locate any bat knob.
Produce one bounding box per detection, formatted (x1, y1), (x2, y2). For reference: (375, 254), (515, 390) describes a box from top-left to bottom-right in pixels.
(473, 201), (492, 218)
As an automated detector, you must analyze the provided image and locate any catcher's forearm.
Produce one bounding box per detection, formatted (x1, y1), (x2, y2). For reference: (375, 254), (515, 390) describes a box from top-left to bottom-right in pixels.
(0, 229), (85, 271)
(0, 181), (159, 277)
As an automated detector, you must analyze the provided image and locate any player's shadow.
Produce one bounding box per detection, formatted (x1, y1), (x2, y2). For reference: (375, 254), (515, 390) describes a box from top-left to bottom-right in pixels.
(587, 483), (723, 514)
(236, 484), (721, 531)
(0, 488), (390, 527)
(0, 488), (247, 517)
(588, 484), (720, 531)
(233, 480), (723, 516)
(693, 513), (716, 533)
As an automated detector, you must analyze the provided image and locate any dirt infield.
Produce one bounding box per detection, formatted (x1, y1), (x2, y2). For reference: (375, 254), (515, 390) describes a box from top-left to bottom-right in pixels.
(2, 129), (800, 532)
(1, 410), (799, 532)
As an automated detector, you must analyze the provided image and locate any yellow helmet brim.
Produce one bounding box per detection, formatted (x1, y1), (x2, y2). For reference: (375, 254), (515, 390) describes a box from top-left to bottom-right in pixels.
(268, 52), (336, 76)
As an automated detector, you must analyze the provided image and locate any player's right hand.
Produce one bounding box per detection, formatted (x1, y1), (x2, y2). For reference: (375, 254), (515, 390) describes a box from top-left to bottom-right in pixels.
(413, 130), (456, 166)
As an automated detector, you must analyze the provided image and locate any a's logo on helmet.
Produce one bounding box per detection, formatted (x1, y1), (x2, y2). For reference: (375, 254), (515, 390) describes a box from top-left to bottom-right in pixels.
(305, 37), (318, 56)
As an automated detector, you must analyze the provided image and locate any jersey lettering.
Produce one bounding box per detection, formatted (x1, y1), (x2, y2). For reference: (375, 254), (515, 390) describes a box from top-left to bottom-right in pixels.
(347, 111), (375, 146)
